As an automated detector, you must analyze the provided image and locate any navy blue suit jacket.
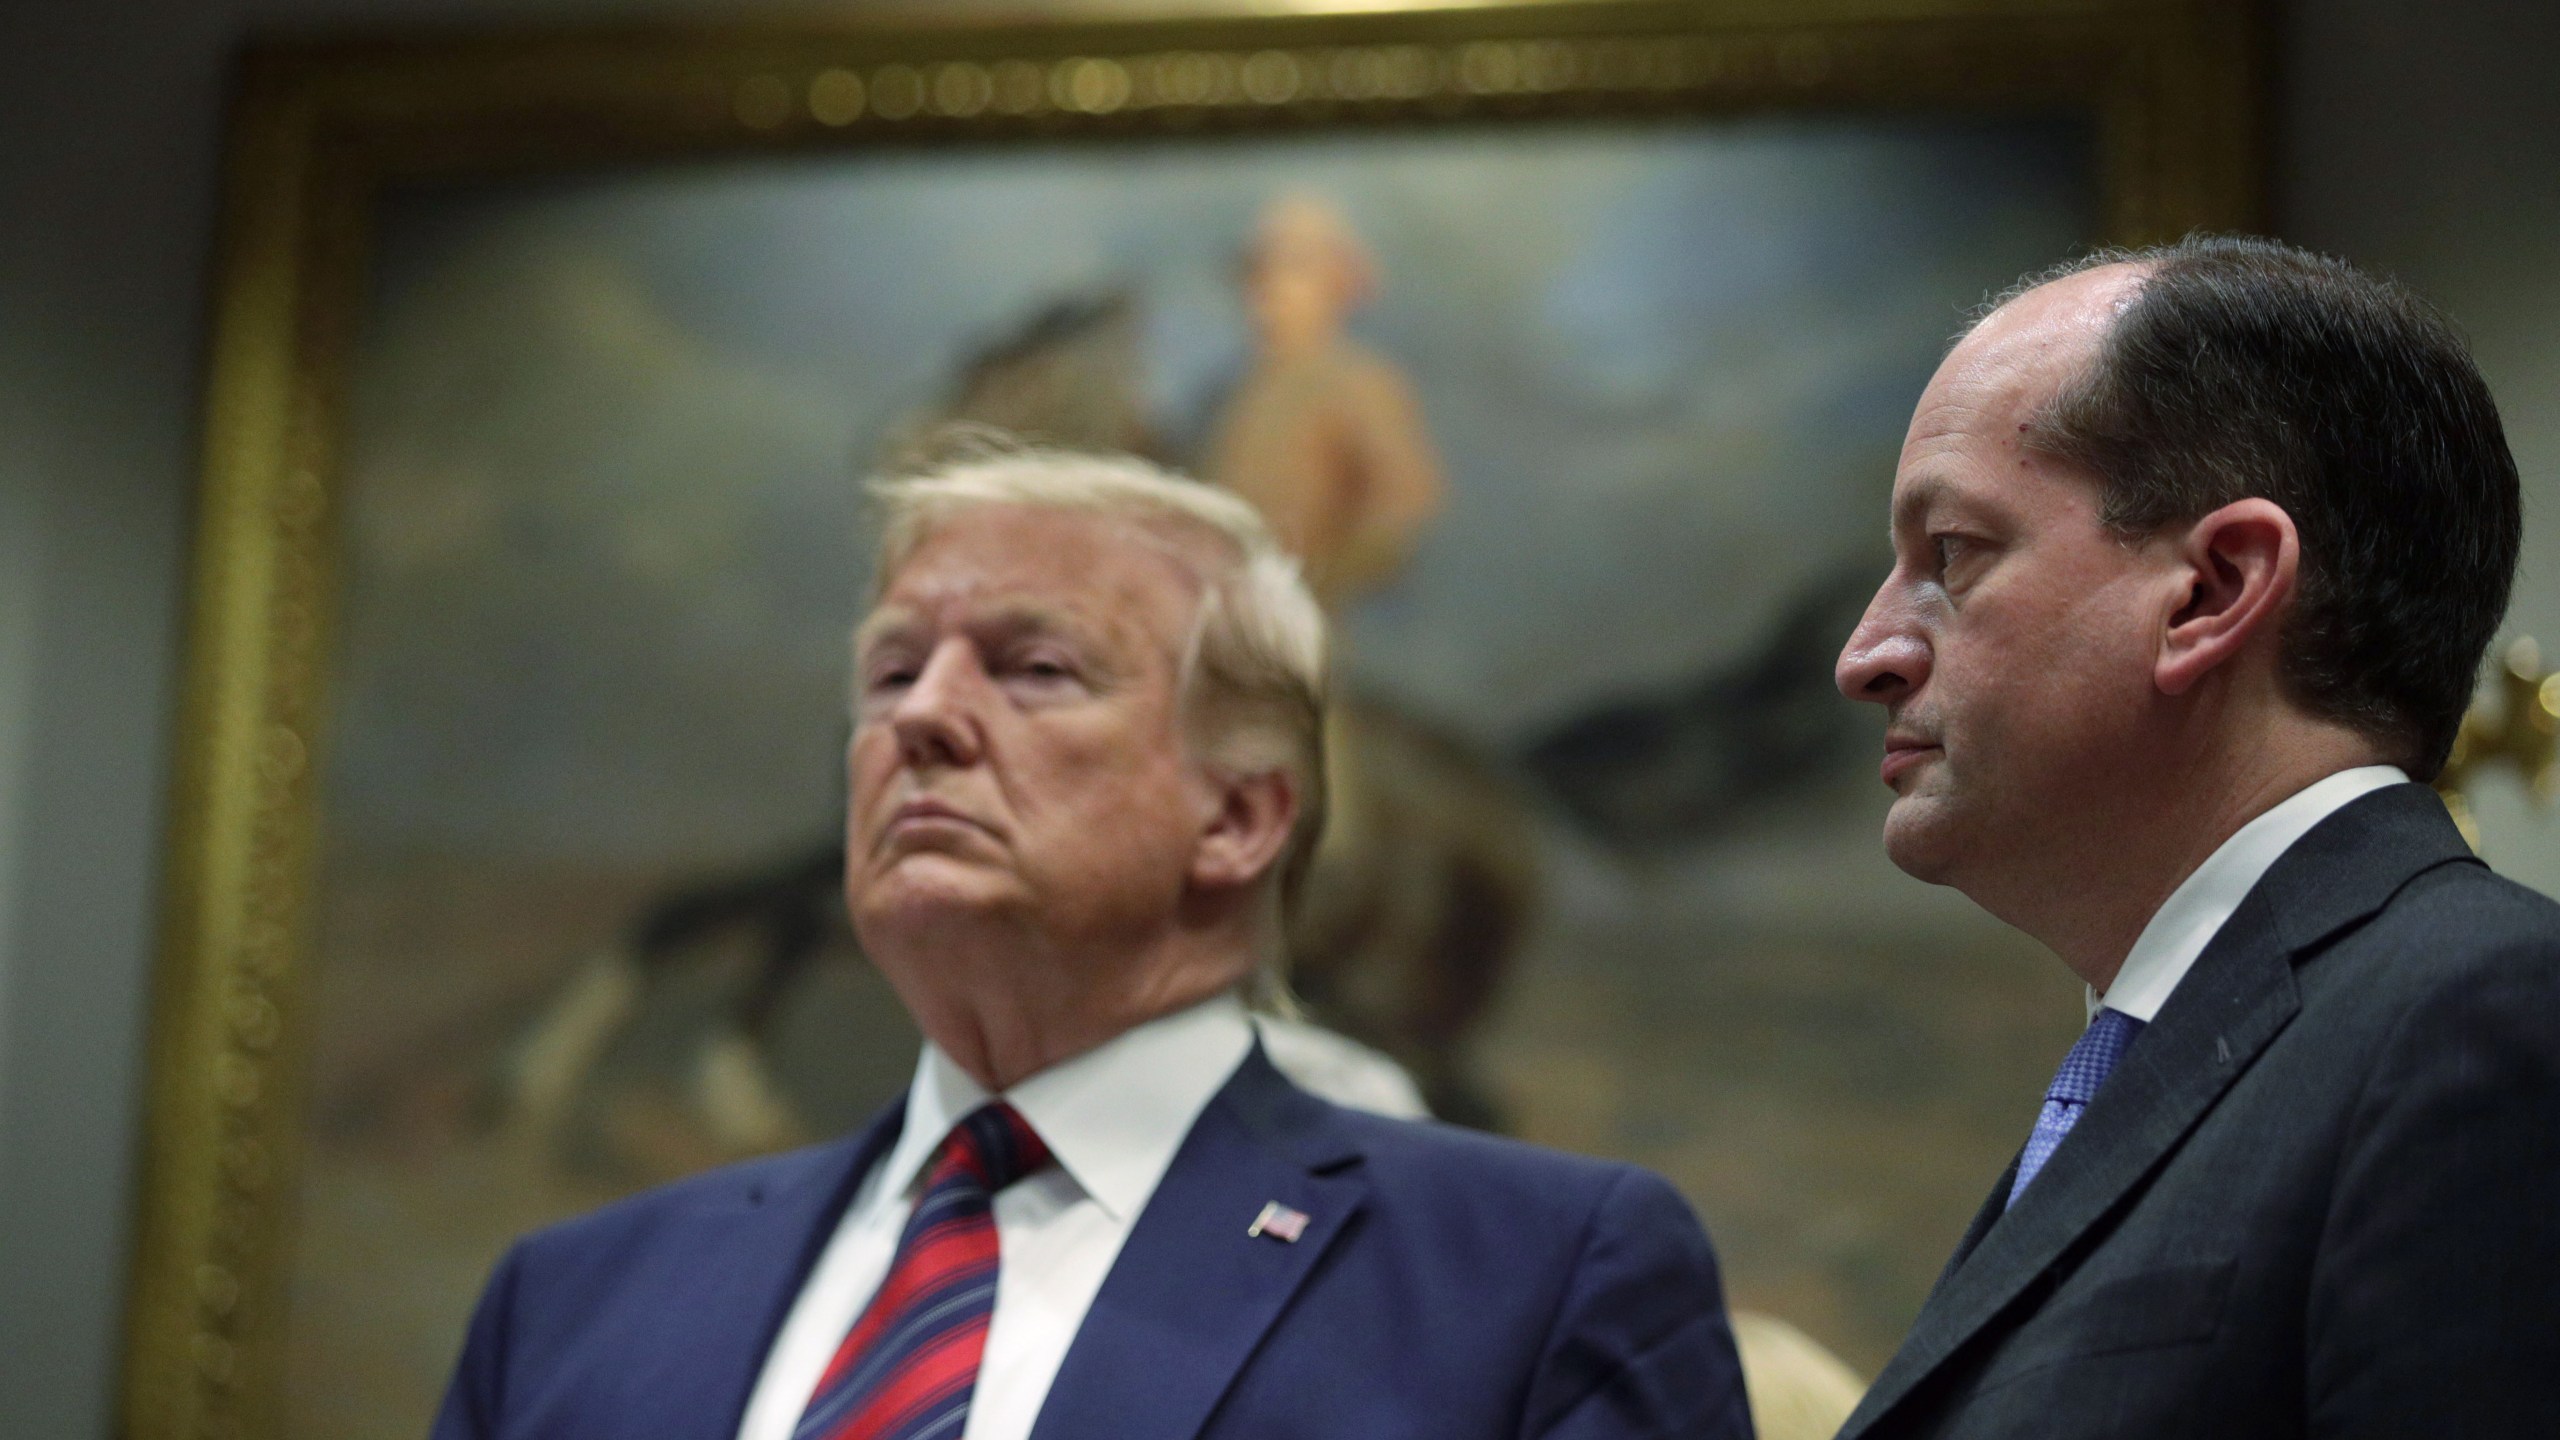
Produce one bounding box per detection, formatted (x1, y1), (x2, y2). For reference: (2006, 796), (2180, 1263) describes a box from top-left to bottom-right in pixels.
(434, 1046), (1751, 1440)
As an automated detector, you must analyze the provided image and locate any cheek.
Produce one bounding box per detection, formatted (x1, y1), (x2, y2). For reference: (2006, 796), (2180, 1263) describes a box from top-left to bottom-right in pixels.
(1062, 739), (1201, 851)
(1966, 611), (2145, 760)
(846, 733), (898, 808)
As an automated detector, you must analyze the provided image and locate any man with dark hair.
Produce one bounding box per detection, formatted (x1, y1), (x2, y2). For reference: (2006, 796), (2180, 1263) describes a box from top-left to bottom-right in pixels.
(1833, 234), (2560, 1437)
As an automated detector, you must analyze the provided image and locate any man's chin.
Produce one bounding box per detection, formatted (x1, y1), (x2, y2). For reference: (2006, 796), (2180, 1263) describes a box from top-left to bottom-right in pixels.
(1881, 798), (1965, 885)
(850, 858), (1023, 933)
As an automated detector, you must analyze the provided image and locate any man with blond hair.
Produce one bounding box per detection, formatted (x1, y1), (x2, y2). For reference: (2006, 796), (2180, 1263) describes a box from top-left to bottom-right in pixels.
(435, 446), (1749, 1440)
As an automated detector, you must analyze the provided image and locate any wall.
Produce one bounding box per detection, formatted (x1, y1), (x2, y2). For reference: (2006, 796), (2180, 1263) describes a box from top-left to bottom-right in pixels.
(1, 5), (229, 1435)
(0, 389), (38, 1099)
(3, 0), (2556, 1434)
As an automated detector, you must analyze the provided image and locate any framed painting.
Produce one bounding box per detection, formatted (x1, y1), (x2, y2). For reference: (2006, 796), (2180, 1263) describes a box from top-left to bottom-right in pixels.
(127, 2), (2262, 1436)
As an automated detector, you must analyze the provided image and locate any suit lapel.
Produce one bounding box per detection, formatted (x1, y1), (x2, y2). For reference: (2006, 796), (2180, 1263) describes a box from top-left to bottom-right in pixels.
(1840, 914), (2301, 1436)
(1841, 785), (2475, 1438)
(1029, 1048), (1368, 1440)
(636, 1102), (905, 1438)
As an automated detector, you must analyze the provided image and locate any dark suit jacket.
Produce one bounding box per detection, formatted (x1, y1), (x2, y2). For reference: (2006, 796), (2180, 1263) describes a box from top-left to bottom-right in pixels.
(1840, 783), (2560, 1438)
(433, 1046), (1750, 1440)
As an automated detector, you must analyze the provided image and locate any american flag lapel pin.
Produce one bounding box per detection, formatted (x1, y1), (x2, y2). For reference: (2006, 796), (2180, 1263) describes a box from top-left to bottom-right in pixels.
(1247, 1200), (1311, 1243)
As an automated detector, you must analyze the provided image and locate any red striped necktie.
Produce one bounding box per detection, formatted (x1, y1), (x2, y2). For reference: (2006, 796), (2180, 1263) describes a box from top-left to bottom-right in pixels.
(791, 1103), (1053, 1440)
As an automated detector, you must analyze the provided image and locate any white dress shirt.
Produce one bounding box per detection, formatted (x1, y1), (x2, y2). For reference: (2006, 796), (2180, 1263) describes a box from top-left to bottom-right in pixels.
(735, 992), (1255, 1440)
(2089, 765), (2411, 1024)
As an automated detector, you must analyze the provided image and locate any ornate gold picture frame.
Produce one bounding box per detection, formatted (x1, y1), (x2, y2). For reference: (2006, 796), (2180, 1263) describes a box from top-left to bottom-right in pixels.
(129, 2), (2260, 1436)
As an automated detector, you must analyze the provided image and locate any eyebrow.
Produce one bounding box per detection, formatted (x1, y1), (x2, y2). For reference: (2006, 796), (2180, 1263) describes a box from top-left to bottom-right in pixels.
(852, 601), (1116, 661)
(1890, 473), (1955, 541)
(851, 608), (916, 659)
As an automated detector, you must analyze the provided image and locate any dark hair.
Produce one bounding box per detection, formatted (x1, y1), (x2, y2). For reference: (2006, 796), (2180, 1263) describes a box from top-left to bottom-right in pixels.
(1995, 235), (2519, 780)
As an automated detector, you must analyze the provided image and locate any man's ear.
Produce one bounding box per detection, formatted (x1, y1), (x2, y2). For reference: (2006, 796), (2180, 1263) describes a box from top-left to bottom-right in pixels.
(2156, 498), (2299, 696)
(1190, 766), (1300, 892)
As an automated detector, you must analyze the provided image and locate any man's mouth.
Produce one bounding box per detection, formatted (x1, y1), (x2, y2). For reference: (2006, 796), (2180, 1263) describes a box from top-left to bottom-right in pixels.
(1879, 735), (1942, 786)
(880, 797), (995, 846)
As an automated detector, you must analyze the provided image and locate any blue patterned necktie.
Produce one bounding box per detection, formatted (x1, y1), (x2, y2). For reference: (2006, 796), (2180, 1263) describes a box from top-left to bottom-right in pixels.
(2009, 1007), (2146, 1206)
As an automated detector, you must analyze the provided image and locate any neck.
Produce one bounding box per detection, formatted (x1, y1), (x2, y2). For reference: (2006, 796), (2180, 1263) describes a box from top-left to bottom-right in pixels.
(1988, 717), (2386, 994)
(868, 912), (1257, 1091)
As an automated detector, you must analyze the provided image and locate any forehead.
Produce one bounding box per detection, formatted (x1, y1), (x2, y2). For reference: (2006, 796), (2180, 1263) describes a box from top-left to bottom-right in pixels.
(863, 504), (1200, 650)
(1893, 264), (2145, 516)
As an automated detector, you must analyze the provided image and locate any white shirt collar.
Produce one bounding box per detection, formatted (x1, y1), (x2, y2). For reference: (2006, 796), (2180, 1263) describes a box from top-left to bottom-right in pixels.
(874, 990), (1256, 1222)
(2091, 765), (2411, 1024)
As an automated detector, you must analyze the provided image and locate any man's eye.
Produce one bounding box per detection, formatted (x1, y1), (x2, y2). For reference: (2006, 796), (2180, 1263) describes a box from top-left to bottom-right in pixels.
(1932, 535), (1971, 574)
(1013, 655), (1077, 682)
(863, 664), (917, 693)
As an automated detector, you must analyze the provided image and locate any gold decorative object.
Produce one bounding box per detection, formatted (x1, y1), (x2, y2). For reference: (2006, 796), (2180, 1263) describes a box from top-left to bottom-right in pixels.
(2435, 636), (2560, 850)
(125, 3), (2263, 1435)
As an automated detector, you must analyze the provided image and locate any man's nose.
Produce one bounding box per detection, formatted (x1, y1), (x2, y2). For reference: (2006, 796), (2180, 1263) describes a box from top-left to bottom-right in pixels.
(889, 643), (986, 768)
(1836, 589), (1930, 706)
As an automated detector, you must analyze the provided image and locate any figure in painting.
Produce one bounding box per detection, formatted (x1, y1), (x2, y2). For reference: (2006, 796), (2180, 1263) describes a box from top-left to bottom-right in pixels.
(1204, 193), (1447, 610)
